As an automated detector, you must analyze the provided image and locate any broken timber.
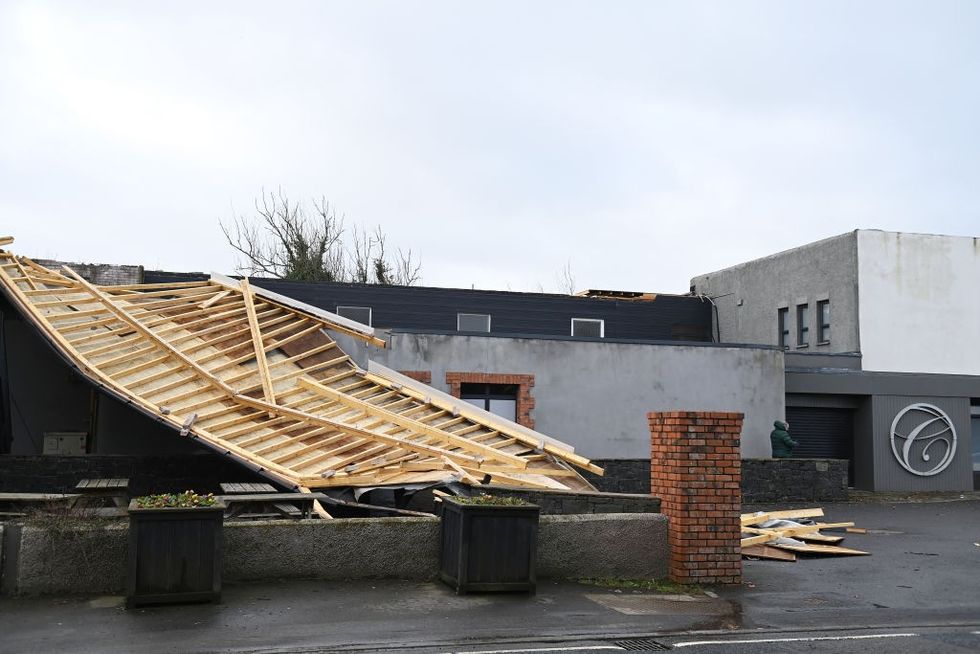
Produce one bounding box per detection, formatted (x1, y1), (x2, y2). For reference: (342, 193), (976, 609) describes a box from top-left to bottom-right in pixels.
(0, 238), (600, 492)
(740, 508), (869, 559)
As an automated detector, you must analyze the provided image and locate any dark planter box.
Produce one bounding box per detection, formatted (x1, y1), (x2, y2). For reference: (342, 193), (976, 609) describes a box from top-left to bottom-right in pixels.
(439, 498), (539, 594)
(126, 500), (226, 608)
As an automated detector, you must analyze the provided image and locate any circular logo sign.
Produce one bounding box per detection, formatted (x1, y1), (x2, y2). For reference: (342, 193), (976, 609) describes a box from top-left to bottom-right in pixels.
(889, 403), (957, 477)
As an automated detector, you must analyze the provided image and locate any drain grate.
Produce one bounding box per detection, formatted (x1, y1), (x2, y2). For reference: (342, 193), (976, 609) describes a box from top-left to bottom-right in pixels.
(614, 637), (672, 651)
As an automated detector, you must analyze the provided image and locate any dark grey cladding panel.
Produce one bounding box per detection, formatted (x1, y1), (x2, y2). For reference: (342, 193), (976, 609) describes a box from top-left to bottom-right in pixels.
(853, 399), (875, 490)
(787, 369), (980, 398)
(785, 351), (862, 370)
(870, 395), (972, 492)
(142, 272), (712, 342)
(785, 393), (863, 409)
(144, 271), (208, 283)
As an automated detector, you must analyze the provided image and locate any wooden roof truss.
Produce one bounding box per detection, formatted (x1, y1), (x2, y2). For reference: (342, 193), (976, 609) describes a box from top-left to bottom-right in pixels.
(0, 239), (600, 493)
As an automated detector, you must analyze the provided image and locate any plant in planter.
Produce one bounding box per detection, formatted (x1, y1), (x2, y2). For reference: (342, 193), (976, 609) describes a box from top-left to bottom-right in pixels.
(439, 493), (539, 594)
(126, 491), (226, 608)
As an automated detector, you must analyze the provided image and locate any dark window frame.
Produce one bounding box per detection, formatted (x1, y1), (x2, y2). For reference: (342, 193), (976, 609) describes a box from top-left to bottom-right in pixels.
(457, 313), (491, 333)
(817, 299), (830, 344)
(797, 303), (809, 348)
(777, 307), (790, 350)
(459, 383), (518, 419)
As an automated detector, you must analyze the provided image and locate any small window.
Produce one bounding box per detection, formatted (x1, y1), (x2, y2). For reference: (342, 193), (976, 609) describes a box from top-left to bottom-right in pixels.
(457, 313), (491, 333)
(336, 305), (372, 326)
(817, 299), (830, 343)
(777, 307), (789, 350)
(571, 318), (604, 338)
(797, 303), (809, 347)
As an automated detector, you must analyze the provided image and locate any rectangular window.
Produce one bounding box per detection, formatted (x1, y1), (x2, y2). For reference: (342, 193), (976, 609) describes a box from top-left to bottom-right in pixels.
(777, 308), (789, 349)
(571, 318), (604, 338)
(817, 299), (830, 343)
(457, 313), (491, 333)
(797, 303), (809, 347)
(335, 305), (372, 326)
(460, 383), (517, 422)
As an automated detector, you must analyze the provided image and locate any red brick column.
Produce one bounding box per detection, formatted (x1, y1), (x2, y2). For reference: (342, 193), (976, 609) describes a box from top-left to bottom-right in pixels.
(649, 411), (743, 585)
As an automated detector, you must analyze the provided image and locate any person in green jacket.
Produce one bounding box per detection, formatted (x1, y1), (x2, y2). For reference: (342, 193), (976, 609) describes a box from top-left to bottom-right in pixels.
(770, 420), (797, 458)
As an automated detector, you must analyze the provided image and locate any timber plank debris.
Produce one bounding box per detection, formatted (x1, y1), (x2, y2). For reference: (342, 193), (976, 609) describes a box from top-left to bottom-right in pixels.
(0, 237), (601, 501)
(741, 507), (869, 560)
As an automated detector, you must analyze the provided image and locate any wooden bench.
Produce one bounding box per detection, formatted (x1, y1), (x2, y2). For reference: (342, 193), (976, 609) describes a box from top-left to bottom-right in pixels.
(72, 478), (130, 509)
(219, 482), (278, 495)
(217, 492), (328, 520)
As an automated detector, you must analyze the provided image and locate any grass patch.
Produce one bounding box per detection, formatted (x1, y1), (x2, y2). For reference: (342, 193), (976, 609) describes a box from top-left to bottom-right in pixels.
(577, 577), (703, 594)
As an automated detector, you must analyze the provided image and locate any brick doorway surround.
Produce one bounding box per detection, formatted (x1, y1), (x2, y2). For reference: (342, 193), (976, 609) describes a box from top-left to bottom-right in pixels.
(445, 372), (535, 429)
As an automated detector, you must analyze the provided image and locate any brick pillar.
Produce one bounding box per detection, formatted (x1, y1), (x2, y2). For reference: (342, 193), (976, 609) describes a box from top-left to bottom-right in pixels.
(649, 411), (743, 585)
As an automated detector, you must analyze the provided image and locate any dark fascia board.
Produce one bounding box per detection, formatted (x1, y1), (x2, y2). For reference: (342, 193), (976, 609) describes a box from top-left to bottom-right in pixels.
(786, 367), (980, 398)
(388, 327), (782, 351)
(0, 285), (299, 491)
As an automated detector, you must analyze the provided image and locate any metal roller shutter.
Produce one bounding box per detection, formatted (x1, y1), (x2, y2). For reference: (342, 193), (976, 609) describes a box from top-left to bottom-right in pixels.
(784, 406), (854, 461)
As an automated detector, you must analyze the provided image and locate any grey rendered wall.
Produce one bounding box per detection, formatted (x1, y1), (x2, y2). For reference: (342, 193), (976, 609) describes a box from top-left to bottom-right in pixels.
(370, 333), (785, 459)
(870, 395), (973, 491)
(3, 514), (669, 594)
(690, 231), (860, 354)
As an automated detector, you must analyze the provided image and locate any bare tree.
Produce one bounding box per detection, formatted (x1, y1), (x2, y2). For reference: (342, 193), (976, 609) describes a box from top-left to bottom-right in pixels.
(556, 259), (576, 295)
(221, 188), (422, 285)
(391, 245), (423, 286)
(350, 223), (375, 284)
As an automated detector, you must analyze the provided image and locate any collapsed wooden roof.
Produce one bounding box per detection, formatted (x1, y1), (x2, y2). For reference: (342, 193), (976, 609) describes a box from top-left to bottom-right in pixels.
(0, 237), (600, 493)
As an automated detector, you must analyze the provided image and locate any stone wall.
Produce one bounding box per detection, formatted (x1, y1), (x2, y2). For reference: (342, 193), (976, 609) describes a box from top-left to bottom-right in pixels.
(0, 513), (669, 595)
(479, 484), (660, 514)
(742, 458), (849, 504)
(0, 454), (269, 496)
(583, 459), (651, 494)
(34, 260), (143, 286)
(537, 513), (668, 580)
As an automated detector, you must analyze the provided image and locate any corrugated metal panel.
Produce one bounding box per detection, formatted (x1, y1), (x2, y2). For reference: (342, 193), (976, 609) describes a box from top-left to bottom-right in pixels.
(142, 272), (712, 342)
(871, 395), (972, 491)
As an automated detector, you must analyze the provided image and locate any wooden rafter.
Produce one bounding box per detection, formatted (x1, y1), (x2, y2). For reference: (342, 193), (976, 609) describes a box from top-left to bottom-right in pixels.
(241, 278), (277, 411)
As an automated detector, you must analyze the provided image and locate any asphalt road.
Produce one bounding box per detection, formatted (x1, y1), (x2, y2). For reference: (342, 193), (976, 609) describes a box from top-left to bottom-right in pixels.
(406, 628), (980, 653)
(1, 499), (978, 653)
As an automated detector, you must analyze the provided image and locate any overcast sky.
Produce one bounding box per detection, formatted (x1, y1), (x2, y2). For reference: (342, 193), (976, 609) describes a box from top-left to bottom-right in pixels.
(1, 1), (978, 294)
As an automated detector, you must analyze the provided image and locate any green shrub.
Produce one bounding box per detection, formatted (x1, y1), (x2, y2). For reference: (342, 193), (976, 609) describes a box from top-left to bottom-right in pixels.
(133, 491), (217, 509)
